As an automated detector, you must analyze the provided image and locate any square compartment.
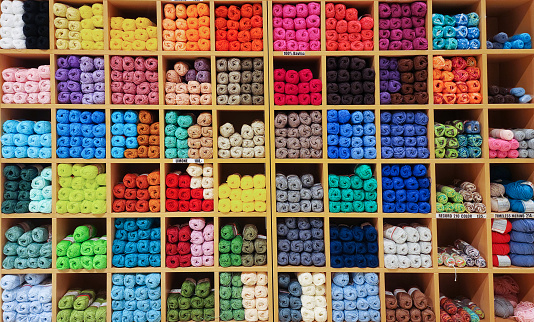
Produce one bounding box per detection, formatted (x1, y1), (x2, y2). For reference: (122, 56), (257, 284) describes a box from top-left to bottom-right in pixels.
(435, 163), (488, 212)
(217, 110), (266, 160)
(0, 54), (51, 103)
(486, 0), (534, 44)
(163, 109), (214, 160)
(272, 56), (323, 107)
(274, 163), (324, 214)
(0, 111), (53, 159)
(436, 218), (489, 266)
(2, 163), (52, 215)
(163, 163), (215, 213)
(438, 273), (490, 316)
(219, 216), (269, 268)
(275, 217), (326, 268)
(273, 109), (324, 160)
(487, 54), (534, 104)
(111, 218), (161, 268)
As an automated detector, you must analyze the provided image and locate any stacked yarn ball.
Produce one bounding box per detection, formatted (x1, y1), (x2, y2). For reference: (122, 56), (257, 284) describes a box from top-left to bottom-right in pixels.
(53, 3), (104, 50)
(491, 218), (512, 267)
(509, 219), (534, 267)
(112, 218), (160, 268)
(219, 223), (267, 267)
(490, 165), (534, 213)
(385, 288), (436, 322)
(56, 109), (106, 159)
(328, 165), (378, 213)
(277, 217), (326, 267)
(56, 224), (107, 270)
(165, 163), (214, 212)
(219, 272), (269, 321)
(272, 2), (320, 51)
(436, 180), (486, 213)
(218, 174), (267, 213)
(111, 273), (161, 322)
(327, 110), (376, 159)
(494, 275), (519, 318)
(164, 111), (213, 159)
(273, 68), (322, 105)
(275, 173), (324, 213)
(378, 2), (427, 50)
(0, 0), (49, 49)
(383, 223), (433, 269)
(274, 111), (322, 159)
(435, 120), (482, 158)
(278, 272), (327, 322)
(331, 273), (380, 322)
(433, 55), (482, 104)
(216, 57), (265, 105)
(330, 223), (378, 268)
(166, 218), (214, 268)
(2, 165), (50, 214)
(1, 274), (52, 322)
(163, 3), (210, 51)
(379, 56), (429, 104)
(109, 16), (157, 51)
(215, 4), (263, 51)
(488, 32), (532, 49)
(166, 277), (215, 321)
(217, 121), (265, 159)
(2, 66), (51, 104)
(325, 3), (374, 51)
(56, 55), (105, 104)
(439, 295), (484, 322)
(57, 289), (106, 322)
(488, 85), (532, 104)
(438, 239), (486, 268)
(3, 222), (52, 269)
(165, 59), (212, 106)
(432, 13), (480, 50)
(326, 57), (375, 105)
(112, 170), (161, 213)
(110, 56), (159, 105)
(1, 120), (51, 159)
(489, 128), (534, 159)
(381, 111), (429, 159)
(56, 163), (106, 214)
(111, 110), (160, 159)
(382, 164), (431, 213)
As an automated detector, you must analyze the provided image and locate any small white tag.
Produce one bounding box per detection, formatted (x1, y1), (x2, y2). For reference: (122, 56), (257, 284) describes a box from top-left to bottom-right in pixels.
(173, 158), (204, 164)
(492, 219), (508, 234)
(170, 289), (181, 294)
(283, 51), (305, 56)
(100, 236), (107, 241)
(393, 289), (407, 297)
(385, 291), (394, 296)
(257, 235), (267, 240)
(63, 236), (75, 242)
(100, 302), (107, 307)
(496, 255), (511, 267)
(494, 213), (534, 218)
(64, 290), (80, 297)
(408, 288), (419, 296)
(522, 200), (534, 213)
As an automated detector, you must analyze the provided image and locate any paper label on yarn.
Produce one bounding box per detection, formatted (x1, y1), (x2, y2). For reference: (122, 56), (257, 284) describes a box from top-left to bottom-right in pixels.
(89, 301), (101, 308)
(496, 255), (511, 267)
(170, 288), (181, 294)
(385, 291), (394, 296)
(283, 51), (306, 56)
(100, 236), (107, 241)
(173, 158), (204, 164)
(393, 289), (407, 297)
(64, 290), (81, 297)
(100, 302), (107, 307)
(492, 219), (508, 234)
(522, 200), (534, 213)
(408, 288), (420, 296)
(257, 235), (267, 240)
(494, 213), (534, 218)
(436, 213), (486, 219)
(63, 235), (75, 243)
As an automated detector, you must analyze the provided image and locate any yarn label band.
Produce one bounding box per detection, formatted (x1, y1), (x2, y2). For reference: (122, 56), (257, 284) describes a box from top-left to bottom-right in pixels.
(436, 213), (486, 219)
(494, 213), (534, 218)
(492, 219), (508, 233)
(283, 51), (306, 56)
(173, 158), (204, 164)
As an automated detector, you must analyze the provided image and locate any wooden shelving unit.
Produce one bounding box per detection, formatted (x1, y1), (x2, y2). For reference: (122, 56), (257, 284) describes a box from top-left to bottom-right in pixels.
(0, 0), (533, 321)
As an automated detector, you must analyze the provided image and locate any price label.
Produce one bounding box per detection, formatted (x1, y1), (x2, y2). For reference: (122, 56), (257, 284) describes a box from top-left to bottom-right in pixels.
(283, 51), (305, 56)
(436, 213), (486, 219)
(494, 213), (534, 219)
(173, 158), (204, 164)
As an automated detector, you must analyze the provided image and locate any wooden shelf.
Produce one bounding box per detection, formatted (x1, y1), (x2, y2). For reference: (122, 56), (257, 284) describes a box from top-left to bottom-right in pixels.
(1, 0), (534, 321)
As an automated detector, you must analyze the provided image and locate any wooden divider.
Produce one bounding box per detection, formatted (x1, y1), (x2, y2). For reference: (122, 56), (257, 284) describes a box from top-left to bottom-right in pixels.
(0, 0), (533, 321)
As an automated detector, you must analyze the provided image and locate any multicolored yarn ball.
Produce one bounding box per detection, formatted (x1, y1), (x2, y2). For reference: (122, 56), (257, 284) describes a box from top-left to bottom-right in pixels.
(435, 120), (482, 158)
